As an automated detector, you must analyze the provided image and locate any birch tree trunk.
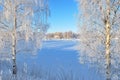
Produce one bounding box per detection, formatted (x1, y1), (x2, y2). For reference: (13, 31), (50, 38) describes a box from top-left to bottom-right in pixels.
(12, 32), (17, 75)
(12, 0), (17, 76)
(105, 0), (111, 80)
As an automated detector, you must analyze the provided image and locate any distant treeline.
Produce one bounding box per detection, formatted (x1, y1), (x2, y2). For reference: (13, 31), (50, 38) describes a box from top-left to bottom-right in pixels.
(45, 31), (79, 39)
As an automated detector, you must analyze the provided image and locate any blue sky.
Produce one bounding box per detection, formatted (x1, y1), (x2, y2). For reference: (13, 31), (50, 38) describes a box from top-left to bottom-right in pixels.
(48, 0), (78, 33)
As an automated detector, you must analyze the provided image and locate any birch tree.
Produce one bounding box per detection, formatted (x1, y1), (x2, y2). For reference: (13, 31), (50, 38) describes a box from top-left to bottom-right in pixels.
(0, 0), (49, 78)
(77, 0), (120, 80)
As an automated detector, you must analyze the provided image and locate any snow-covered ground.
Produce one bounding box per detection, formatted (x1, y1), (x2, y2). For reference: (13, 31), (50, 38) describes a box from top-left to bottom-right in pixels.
(0, 40), (104, 80)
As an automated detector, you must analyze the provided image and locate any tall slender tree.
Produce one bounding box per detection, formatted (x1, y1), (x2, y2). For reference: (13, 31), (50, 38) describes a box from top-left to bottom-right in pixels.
(77, 0), (120, 80)
(0, 0), (49, 79)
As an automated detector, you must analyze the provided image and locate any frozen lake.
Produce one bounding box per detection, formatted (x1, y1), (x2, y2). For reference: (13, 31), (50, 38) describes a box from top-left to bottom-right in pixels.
(1, 40), (104, 80)
(25, 40), (104, 80)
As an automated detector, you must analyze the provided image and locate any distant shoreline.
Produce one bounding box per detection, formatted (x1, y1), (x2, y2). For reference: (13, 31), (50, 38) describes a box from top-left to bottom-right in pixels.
(43, 39), (80, 41)
(45, 31), (79, 40)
